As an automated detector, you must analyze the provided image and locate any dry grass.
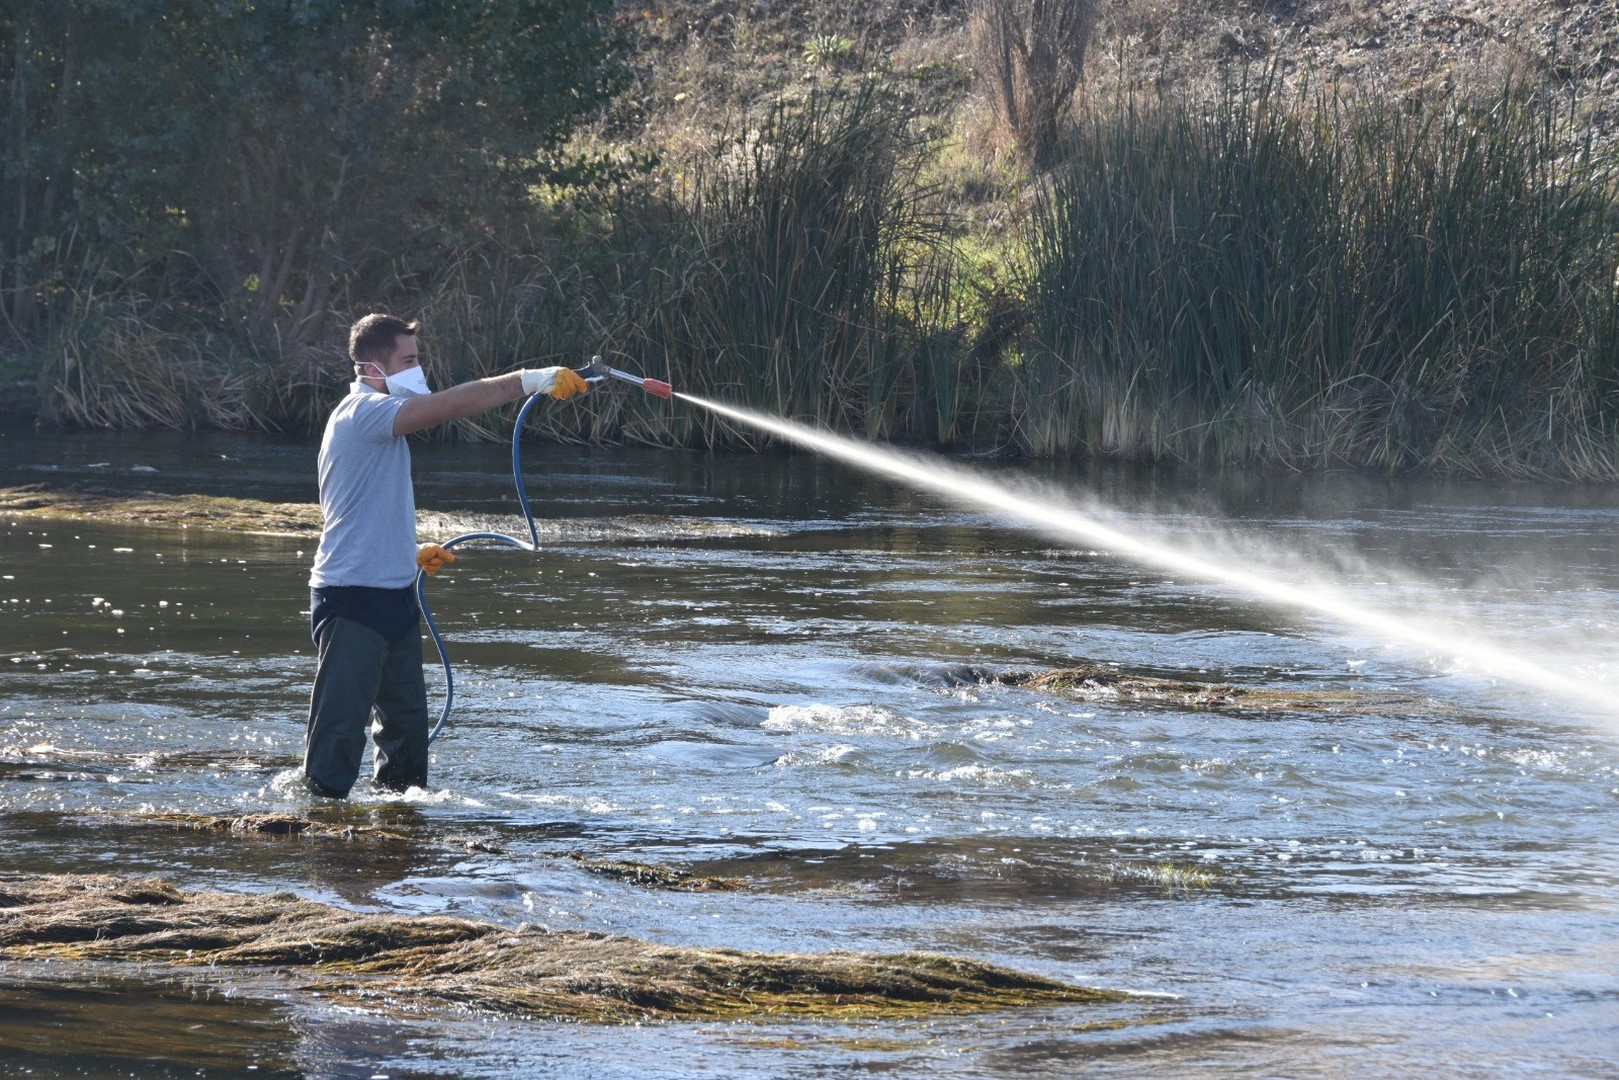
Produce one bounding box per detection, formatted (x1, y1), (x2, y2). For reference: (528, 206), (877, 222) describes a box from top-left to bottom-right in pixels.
(43, 291), (270, 431)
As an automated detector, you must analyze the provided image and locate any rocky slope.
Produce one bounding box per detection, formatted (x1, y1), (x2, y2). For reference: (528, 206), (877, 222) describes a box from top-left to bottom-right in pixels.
(626, 0), (1617, 154)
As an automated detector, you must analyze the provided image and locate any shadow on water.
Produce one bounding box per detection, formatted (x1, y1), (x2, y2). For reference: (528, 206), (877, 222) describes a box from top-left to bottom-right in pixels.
(0, 973), (305, 1079)
(0, 963), (546, 1080)
(0, 805), (598, 909)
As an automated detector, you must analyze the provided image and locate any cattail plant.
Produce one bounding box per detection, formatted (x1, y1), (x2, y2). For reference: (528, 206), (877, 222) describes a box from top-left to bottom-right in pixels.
(1019, 72), (1619, 477)
(628, 81), (956, 449)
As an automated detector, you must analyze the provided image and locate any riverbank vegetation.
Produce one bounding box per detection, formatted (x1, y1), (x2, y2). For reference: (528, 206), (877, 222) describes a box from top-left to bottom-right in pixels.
(3, 1), (1616, 477)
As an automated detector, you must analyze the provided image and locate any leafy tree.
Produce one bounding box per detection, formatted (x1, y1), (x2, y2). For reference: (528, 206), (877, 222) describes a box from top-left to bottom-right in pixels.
(1, 0), (625, 350)
(1, 1), (187, 340)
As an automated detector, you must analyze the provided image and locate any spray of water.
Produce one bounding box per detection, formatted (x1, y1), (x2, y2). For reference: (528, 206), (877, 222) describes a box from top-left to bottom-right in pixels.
(677, 392), (1618, 719)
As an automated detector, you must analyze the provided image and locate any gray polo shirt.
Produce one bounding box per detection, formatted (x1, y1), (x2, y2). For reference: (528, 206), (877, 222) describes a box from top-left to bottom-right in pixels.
(309, 384), (417, 589)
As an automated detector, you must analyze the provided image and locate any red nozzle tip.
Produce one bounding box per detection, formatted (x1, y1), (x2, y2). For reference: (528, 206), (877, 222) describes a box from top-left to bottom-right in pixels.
(644, 379), (673, 399)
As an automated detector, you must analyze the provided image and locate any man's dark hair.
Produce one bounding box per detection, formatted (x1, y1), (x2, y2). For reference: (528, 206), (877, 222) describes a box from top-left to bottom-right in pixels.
(349, 314), (420, 366)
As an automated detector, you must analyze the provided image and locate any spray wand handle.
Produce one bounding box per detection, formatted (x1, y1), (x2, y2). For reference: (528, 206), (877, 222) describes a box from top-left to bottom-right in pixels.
(574, 355), (673, 399)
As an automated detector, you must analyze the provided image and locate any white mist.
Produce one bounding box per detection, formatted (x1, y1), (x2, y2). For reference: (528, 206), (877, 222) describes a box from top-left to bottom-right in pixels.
(679, 393), (1619, 721)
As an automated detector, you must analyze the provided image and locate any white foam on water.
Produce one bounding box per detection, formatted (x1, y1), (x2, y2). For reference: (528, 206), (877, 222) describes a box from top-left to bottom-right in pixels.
(904, 763), (1041, 787)
(762, 703), (929, 737)
(771, 743), (862, 768)
(259, 767), (484, 807)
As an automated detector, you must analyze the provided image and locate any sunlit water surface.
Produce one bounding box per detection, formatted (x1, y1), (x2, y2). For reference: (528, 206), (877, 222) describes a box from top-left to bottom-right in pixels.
(1, 427), (1616, 1078)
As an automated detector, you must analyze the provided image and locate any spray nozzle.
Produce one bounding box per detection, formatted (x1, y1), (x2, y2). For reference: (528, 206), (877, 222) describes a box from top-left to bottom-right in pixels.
(575, 355), (673, 399)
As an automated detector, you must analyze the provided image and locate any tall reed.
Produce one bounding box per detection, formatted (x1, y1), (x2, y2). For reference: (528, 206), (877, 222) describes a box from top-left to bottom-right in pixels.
(43, 289), (267, 431)
(402, 239), (611, 444)
(625, 80), (960, 448)
(1020, 73), (1619, 477)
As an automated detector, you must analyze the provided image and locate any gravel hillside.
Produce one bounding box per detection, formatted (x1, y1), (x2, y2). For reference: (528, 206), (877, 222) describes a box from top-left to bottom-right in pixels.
(630, 0), (1617, 153)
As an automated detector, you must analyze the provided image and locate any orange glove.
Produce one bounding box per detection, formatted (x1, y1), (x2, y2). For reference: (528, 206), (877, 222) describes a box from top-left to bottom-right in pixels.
(519, 366), (590, 400)
(550, 367), (589, 400)
(416, 543), (456, 576)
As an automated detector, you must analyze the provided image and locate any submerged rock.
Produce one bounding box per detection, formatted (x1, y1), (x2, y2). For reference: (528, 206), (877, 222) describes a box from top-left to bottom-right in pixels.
(567, 853), (745, 892)
(147, 810), (402, 841)
(0, 875), (1130, 1022)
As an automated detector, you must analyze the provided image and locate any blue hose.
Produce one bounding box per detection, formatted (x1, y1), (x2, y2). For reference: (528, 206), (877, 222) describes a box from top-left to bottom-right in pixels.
(415, 392), (546, 743)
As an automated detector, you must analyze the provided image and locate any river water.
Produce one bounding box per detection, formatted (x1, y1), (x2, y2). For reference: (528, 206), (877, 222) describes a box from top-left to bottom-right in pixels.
(1, 426), (1616, 1078)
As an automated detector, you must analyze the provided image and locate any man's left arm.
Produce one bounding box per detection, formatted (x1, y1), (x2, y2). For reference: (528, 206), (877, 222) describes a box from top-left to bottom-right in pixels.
(391, 368), (587, 437)
(392, 373), (526, 437)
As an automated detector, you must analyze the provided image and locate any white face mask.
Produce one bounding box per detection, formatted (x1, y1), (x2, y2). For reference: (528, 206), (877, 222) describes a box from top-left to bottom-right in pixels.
(362, 362), (432, 398)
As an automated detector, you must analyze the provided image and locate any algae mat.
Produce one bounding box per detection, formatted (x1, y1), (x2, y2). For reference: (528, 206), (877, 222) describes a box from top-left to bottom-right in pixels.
(0, 483), (323, 535)
(0, 483), (777, 541)
(945, 664), (1409, 713)
(0, 875), (1130, 1023)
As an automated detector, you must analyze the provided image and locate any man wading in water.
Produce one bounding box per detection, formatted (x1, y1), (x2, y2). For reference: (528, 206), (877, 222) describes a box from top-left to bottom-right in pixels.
(303, 313), (588, 798)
